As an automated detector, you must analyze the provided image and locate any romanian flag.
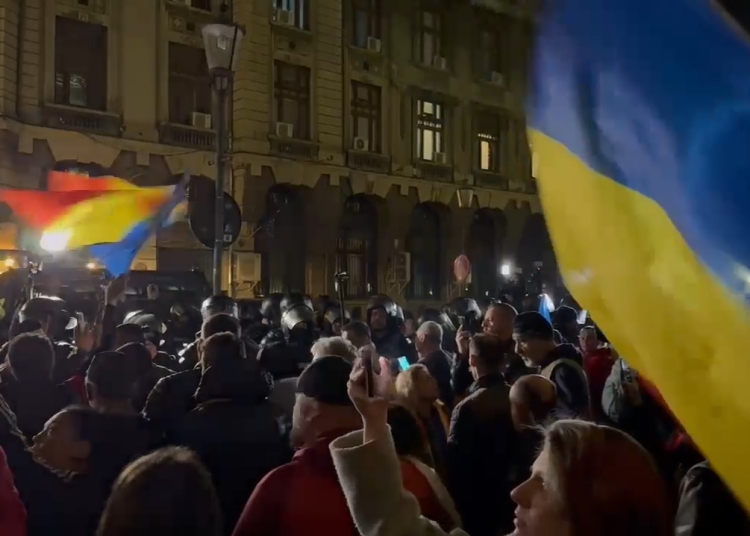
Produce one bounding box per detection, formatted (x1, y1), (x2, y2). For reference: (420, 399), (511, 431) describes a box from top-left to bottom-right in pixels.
(530, 0), (750, 507)
(0, 172), (186, 276)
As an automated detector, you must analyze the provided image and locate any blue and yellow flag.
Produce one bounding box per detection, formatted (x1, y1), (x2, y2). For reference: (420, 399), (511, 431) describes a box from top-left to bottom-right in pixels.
(530, 1), (750, 506)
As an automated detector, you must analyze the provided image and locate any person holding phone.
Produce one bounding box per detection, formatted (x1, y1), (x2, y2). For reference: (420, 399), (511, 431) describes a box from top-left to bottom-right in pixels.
(414, 322), (454, 409)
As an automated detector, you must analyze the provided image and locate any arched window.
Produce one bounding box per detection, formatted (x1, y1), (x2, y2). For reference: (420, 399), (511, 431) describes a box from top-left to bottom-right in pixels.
(255, 186), (306, 294)
(407, 203), (441, 299)
(468, 209), (497, 297)
(517, 213), (557, 285)
(337, 195), (377, 298)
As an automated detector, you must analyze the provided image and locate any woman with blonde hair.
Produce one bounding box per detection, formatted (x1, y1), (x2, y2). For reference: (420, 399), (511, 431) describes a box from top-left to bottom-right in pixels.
(394, 364), (451, 481)
(97, 446), (223, 536)
(330, 365), (673, 536)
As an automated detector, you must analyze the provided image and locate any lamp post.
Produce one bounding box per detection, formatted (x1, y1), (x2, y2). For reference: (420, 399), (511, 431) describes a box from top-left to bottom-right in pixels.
(202, 21), (245, 295)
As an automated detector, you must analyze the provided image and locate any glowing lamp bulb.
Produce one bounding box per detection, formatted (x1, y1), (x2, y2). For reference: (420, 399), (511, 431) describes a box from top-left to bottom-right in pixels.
(40, 230), (71, 252)
(500, 263), (511, 276)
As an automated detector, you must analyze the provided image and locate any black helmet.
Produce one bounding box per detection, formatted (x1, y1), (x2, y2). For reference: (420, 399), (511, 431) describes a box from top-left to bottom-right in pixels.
(418, 308), (456, 332)
(366, 294), (397, 318)
(323, 304), (350, 326)
(260, 293), (285, 325)
(123, 310), (166, 335)
(281, 304), (316, 333)
(19, 296), (76, 335)
(201, 295), (238, 319)
(280, 293), (314, 315)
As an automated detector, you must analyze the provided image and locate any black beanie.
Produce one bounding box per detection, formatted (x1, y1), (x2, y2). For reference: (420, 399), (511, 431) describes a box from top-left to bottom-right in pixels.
(513, 311), (554, 340)
(296, 356), (353, 406)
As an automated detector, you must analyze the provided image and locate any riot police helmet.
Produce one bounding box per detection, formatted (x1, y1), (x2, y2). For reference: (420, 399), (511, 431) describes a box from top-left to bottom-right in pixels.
(281, 303), (316, 333)
(201, 295), (238, 320)
(280, 292), (314, 314)
(19, 296), (76, 336)
(418, 308), (456, 332)
(323, 304), (350, 326)
(260, 293), (284, 325)
(123, 310), (167, 335)
(366, 294), (397, 317)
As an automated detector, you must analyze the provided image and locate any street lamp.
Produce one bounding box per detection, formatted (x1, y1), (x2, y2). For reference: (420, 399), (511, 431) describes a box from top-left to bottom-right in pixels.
(202, 21), (245, 295)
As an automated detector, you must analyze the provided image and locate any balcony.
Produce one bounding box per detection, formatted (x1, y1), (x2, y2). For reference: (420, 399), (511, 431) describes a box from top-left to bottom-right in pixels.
(269, 136), (319, 160)
(159, 123), (216, 150)
(347, 150), (391, 174)
(416, 160), (454, 182)
(41, 103), (123, 138)
(473, 170), (509, 190)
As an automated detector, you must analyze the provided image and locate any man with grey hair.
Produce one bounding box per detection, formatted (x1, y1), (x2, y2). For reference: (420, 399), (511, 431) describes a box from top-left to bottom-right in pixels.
(415, 321), (454, 408)
(310, 336), (358, 364)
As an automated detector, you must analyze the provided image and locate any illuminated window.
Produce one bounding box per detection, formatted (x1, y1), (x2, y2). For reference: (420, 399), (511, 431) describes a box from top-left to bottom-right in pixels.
(475, 110), (508, 174)
(416, 99), (445, 161)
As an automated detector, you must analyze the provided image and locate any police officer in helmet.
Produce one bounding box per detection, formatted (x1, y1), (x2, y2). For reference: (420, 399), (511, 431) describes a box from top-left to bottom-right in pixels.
(258, 293), (317, 380)
(366, 294), (415, 369)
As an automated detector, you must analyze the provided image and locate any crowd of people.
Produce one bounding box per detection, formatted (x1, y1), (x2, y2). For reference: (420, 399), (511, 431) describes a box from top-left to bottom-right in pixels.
(0, 275), (747, 536)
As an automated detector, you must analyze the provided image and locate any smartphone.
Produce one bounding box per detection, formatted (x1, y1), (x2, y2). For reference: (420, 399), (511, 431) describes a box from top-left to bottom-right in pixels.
(397, 356), (410, 371)
(362, 354), (374, 397)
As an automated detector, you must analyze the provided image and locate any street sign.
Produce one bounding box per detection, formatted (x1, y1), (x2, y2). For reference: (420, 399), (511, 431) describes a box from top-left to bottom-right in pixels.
(187, 176), (242, 250)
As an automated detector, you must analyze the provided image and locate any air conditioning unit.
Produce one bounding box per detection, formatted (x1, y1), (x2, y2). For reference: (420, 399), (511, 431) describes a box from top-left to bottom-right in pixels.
(353, 137), (369, 151)
(366, 36), (382, 52)
(275, 122), (294, 138)
(191, 112), (212, 129)
(490, 71), (505, 86)
(275, 9), (295, 26)
(433, 151), (447, 164)
(431, 56), (447, 70)
(392, 252), (411, 283)
(236, 252), (262, 282)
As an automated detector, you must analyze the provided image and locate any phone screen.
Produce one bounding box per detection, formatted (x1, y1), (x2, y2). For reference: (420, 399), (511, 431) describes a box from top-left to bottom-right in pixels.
(397, 356), (410, 371)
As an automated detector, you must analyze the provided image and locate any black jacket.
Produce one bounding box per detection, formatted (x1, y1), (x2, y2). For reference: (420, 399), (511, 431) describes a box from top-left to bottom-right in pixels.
(447, 372), (516, 536)
(174, 360), (292, 534)
(675, 461), (750, 536)
(418, 349), (455, 408)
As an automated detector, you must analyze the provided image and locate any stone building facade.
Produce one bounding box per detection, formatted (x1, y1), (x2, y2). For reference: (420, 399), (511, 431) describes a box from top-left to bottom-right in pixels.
(0, 0), (554, 308)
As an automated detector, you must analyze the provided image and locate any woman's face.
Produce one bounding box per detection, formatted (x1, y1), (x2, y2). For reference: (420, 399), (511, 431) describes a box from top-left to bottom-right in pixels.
(510, 446), (571, 536)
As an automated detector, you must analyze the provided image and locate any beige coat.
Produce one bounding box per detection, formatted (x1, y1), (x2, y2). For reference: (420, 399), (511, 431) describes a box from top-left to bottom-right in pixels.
(330, 428), (469, 536)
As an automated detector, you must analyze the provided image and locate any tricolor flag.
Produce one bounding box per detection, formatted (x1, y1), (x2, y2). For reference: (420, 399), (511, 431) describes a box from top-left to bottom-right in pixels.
(0, 172), (186, 276)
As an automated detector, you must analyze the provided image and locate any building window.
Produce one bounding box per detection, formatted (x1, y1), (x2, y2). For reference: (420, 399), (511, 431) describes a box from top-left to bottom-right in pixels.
(337, 195), (378, 298)
(351, 82), (381, 153)
(476, 111), (508, 174)
(476, 26), (505, 81)
(273, 0), (309, 30)
(415, 99), (445, 161)
(416, 10), (443, 65)
(54, 17), (108, 111)
(352, 0), (381, 48)
(274, 61), (311, 140)
(168, 42), (211, 126)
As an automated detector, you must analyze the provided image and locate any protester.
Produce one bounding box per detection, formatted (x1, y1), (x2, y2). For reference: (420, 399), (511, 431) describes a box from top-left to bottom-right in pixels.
(513, 311), (591, 418)
(96, 447), (223, 536)
(414, 321), (454, 408)
(447, 333), (517, 536)
(329, 364), (673, 536)
(174, 333), (291, 533)
(0, 332), (74, 439)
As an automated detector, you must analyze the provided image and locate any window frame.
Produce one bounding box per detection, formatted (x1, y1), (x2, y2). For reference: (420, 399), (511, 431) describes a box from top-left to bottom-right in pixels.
(416, 9), (444, 65)
(53, 16), (108, 111)
(273, 0), (310, 31)
(167, 41), (212, 126)
(273, 61), (311, 140)
(415, 98), (446, 162)
(475, 110), (508, 175)
(475, 24), (505, 80)
(350, 81), (382, 153)
(352, 0), (381, 48)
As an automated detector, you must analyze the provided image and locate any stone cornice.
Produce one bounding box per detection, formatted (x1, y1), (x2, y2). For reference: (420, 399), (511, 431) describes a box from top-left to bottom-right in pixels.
(0, 119), (541, 213)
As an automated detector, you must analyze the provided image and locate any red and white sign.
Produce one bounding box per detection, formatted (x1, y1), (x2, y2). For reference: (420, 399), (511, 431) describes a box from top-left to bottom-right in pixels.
(453, 254), (471, 282)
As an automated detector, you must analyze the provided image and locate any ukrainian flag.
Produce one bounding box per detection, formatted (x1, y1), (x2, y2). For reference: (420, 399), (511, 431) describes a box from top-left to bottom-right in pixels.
(530, 0), (750, 506)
